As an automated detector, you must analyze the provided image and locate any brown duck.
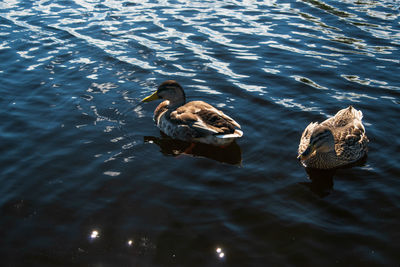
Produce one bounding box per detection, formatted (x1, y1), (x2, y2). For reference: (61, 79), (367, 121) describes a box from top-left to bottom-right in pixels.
(141, 80), (243, 146)
(298, 106), (368, 169)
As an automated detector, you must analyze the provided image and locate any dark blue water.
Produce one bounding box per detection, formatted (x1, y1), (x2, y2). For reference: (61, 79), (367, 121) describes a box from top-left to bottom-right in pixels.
(1, 0), (400, 266)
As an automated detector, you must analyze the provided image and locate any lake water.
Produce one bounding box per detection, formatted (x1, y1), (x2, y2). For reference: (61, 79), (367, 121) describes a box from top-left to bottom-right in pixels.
(1, 0), (400, 266)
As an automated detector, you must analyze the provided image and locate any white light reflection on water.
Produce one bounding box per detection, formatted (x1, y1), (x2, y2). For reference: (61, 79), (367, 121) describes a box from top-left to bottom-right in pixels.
(90, 230), (99, 240)
(216, 247), (225, 259)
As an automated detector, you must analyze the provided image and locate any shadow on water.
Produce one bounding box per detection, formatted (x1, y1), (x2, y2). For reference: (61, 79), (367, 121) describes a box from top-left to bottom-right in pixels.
(299, 155), (368, 197)
(144, 133), (242, 166)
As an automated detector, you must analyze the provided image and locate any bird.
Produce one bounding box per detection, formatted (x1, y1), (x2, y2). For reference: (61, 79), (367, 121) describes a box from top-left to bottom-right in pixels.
(141, 80), (243, 146)
(298, 106), (368, 169)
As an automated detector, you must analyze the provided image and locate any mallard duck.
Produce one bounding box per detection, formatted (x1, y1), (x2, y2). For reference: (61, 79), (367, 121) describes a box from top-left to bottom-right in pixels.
(298, 106), (368, 169)
(141, 80), (243, 146)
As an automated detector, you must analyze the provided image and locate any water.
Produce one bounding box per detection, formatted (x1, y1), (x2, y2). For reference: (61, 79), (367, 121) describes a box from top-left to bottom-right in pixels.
(1, 0), (400, 265)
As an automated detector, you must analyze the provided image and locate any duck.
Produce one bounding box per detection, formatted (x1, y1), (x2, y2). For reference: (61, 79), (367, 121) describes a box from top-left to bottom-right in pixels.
(298, 106), (368, 169)
(141, 80), (243, 146)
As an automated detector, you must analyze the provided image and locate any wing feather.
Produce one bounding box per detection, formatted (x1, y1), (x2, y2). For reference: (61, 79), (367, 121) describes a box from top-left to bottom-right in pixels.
(169, 101), (241, 136)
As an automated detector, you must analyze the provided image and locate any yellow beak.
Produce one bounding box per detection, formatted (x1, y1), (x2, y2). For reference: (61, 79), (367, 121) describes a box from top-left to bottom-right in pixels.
(141, 91), (159, 102)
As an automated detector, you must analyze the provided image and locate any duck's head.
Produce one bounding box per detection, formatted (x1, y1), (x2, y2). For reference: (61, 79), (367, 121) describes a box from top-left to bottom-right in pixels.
(141, 80), (186, 105)
(298, 126), (335, 161)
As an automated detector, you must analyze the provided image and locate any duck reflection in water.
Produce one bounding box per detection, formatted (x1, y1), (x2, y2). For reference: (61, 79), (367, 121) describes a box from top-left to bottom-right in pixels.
(144, 132), (242, 165)
(300, 155), (368, 197)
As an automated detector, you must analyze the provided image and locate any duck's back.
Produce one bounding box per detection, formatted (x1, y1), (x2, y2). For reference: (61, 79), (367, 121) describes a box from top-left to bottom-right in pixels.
(170, 101), (241, 135)
(326, 106), (368, 161)
(322, 106), (363, 128)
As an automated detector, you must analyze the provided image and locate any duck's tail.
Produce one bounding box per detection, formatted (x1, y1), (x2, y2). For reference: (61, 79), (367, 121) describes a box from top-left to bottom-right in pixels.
(215, 129), (243, 139)
(347, 105), (363, 120)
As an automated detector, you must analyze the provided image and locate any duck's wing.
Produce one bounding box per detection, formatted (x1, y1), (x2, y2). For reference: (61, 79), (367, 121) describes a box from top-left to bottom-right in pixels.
(298, 122), (319, 154)
(334, 123), (368, 158)
(170, 101), (241, 137)
(328, 106), (364, 140)
(331, 106), (368, 157)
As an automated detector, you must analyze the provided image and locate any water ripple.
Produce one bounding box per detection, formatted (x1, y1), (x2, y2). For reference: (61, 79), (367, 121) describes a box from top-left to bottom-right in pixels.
(1, 0), (400, 265)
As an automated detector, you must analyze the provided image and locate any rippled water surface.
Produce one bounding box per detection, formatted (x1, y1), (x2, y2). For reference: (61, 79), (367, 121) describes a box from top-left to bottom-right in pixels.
(1, 0), (400, 265)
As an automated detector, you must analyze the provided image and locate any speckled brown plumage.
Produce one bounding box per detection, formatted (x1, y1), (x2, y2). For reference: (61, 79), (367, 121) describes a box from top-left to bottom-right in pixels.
(298, 106), (368, 169)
